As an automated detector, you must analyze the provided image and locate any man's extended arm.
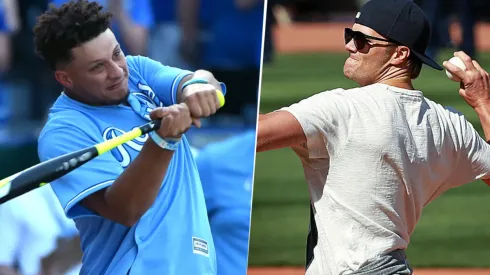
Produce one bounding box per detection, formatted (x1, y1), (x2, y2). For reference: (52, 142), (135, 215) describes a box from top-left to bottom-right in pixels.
(257, 111), (306, 152)
(444, 51), (490, 186)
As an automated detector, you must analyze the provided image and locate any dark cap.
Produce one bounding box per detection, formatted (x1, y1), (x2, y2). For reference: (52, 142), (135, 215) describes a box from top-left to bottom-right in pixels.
(355, 0), (443, 71)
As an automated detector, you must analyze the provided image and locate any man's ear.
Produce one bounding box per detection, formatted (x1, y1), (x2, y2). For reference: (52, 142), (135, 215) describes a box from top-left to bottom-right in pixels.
(54, 70), (74, 90)
(390, 46), (410, 66)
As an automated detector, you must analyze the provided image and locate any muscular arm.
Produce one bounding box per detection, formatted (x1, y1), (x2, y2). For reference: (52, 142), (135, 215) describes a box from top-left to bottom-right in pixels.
(475, 105), (490, 142)
(257, 111), (306, 152)
(81, 139), (174, 226)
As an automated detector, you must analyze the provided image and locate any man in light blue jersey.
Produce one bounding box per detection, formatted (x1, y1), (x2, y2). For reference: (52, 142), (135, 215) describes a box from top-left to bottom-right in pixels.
(195, 130), (256, 275)
(34, 1), (226, 274)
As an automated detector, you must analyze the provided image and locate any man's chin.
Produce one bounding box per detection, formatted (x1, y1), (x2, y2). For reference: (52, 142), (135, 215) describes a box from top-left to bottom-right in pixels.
(343, 67), (354, 81)
(105, 89), (129, 105)
(343, 68), (364, 86)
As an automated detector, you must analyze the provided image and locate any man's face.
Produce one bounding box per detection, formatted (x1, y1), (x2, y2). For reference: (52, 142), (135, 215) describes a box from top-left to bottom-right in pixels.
(343, 24), (395, 86)
(56, 29), (129, 105)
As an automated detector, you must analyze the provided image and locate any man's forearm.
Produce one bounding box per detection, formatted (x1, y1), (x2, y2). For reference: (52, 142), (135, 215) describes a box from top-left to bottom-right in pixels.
(177, 70), (221, 103)
(82, 139), (174, 226)
(257, 111), (306, 152)
(475, 104), (490, 141)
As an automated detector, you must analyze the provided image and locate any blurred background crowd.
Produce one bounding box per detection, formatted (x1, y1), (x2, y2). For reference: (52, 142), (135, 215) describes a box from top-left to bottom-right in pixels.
(0, 0), (261, 274)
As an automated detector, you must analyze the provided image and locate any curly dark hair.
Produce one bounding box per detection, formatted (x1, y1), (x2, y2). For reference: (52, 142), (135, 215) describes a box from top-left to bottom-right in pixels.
(33, 0), (112, 69)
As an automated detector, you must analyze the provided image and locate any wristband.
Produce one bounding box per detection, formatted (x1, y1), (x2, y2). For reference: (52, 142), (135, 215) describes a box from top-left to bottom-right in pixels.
(182, 78), (227, 96)
(182, 79), (209, 90)
(149, 131), (181, 151)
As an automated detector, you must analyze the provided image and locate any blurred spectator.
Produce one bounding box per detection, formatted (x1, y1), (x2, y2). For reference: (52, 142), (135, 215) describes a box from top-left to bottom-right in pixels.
(0, 185), (81, 275)
(420, 0), (476, 59)
(8, 0), (61, 126)
(0, 0), (19, 144)
(179, 0), (263, 119)
(263, 0), (277, 64)
(195, 130), (255, 275)
(148, 0), (192, 70)
(51, 0), (154, 56)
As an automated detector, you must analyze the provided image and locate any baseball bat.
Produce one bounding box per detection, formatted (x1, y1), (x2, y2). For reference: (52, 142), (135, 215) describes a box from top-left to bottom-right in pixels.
(0, 90), (225, 204)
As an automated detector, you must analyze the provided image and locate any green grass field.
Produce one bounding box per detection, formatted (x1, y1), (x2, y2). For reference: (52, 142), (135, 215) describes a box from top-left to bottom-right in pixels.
(249, 51), (490, 268)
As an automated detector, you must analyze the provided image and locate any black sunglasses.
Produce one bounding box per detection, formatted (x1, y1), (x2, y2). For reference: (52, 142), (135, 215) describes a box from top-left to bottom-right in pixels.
(344, 28), (398, 49)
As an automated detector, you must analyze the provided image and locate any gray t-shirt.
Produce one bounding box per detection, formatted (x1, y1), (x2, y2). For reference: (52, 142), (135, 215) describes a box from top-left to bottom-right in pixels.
(281, 83), (490, 274)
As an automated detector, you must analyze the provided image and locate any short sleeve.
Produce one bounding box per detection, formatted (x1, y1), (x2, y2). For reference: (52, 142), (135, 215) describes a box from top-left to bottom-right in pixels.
(458, 118), (490, 182)
(45, 186), (79, 238)
(38, 126), (124, 219)
(127, 55), (193, 106)
(0, 203), (20, 266)
(129, 0), (154, 28)
(281, 89), (351, 159)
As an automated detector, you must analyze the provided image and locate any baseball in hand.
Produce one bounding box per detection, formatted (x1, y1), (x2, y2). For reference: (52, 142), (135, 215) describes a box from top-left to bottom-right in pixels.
(445, 56), (466, 82)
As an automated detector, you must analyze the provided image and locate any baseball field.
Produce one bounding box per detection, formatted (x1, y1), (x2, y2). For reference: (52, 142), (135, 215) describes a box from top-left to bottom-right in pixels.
(249, 23), (490, 275)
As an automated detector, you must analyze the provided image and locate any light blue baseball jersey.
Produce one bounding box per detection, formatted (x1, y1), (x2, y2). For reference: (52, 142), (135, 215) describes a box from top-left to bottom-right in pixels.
(195, 130), (256, 275)
(37, 55), (218, 275)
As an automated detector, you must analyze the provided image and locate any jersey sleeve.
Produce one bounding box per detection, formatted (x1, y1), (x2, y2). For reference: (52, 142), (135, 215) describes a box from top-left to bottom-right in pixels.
(457, 117), (490, 182)
(280, 89), (351, 159)
(127, 55), (193, 106)
(38, 126), (124, 219)
(0, 203), (21, 266)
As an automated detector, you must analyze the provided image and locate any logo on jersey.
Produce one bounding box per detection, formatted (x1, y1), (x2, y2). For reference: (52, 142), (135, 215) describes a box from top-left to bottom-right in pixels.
(102, 127), (148, 168)
(192, 237), (209, 257)
(132, 83), (164, 120)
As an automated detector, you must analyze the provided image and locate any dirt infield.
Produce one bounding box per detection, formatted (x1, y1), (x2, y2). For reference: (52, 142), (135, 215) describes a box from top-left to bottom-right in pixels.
(248, 267), (490, 275)
(273, 22), (490, 53)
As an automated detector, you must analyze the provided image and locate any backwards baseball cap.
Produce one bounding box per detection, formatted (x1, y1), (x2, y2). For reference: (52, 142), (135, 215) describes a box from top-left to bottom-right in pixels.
(355, 0), (443, 71)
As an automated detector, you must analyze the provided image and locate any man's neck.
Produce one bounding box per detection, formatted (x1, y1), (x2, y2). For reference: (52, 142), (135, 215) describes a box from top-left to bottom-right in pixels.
(375, 69), (414, 90)
(64, 89), (129, 106)
(380, 78), (414, 90)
